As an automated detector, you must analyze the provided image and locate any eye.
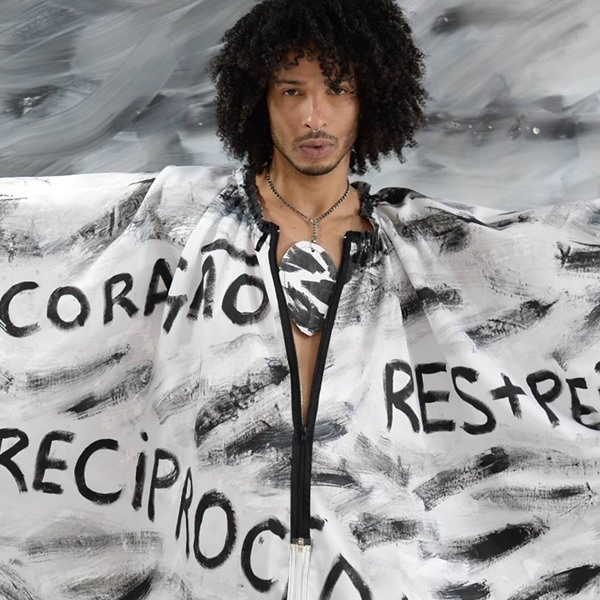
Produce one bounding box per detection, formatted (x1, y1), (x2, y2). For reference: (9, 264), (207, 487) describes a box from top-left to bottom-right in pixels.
(328, 85), (356, 96)
(282, 89), (301, 97)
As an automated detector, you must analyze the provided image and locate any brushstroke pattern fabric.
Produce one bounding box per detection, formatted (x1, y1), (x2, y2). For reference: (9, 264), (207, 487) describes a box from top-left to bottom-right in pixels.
(1, 166), (600, 599)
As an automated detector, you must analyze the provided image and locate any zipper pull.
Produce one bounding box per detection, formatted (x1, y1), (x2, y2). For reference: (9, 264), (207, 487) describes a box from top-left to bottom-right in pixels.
(288, 538), (312, 600)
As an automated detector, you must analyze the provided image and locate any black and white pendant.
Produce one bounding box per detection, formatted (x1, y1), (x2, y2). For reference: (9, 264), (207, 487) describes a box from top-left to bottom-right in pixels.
(279, 241), (338, 336)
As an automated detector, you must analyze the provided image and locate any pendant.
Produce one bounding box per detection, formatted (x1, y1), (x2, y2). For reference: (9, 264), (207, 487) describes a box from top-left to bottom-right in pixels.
(279, 241), (338, 336)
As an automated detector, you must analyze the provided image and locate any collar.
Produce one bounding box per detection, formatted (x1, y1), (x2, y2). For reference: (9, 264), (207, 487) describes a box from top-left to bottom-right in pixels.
(235, 167), (383, 264)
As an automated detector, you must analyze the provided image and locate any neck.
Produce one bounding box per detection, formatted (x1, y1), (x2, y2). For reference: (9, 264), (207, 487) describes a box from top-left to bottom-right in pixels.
(266, 153), (351, 215)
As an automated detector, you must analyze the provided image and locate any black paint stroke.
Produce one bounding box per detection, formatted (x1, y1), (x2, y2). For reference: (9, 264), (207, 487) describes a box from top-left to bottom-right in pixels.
(435, 581), (491, 600)
(507, 565), (600, 600)
(313, 421), (348, 444)
(225, 414), (346, 466)
(312, 470), (359, 489)
(25, 531), (162, 558)
(584, 296), (600, 329)
(66, 571), (157, 600)
(8, 85), (58, 118)
(401, 283), (427, 323)
(155, 376), (201, 424)
(472, 484), (593, 512)
(414, 447), (513, 510)
(26, 346), (131, 391)
(0, 179), (153, 259)
(399, 208), (532, 254)
(194, 361), (289, 445)
(283, 283), (324, 332)
(0, 368), (14, 393)
(416, 285), (463, 310)
(557, 242), (600, 272)
(0, 562), (40, 600)
(354, 434), (409, 487)
(399, 212), (472, 253)
(466, 300), (557, 346)
(256, 454), (294, 490)
(425, 521), (547, 563)
(201, 239), (259, 266)
(66, 363), (152, 419)
(224, 421), (294, 459)
(118, 571), (155, 600)
(351, 513), (421, 551)
(431, 5), (516, 36)
(416, 446), (597, 511)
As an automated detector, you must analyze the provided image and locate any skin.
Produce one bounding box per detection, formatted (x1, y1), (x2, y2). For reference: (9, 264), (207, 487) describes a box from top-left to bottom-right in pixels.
(255, 55), (373, 423)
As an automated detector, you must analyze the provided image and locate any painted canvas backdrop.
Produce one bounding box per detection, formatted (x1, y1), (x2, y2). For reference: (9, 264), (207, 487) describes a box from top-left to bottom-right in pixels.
(0, 0), (598, 208)
(2, 2), (600, 597)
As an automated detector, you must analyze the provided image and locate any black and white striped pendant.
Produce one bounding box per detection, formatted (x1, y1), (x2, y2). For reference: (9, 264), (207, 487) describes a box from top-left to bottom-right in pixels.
(279, 241), (338, 336)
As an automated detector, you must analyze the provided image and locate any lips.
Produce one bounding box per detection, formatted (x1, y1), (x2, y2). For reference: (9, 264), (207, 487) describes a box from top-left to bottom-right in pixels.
(298, 141), (334, 159)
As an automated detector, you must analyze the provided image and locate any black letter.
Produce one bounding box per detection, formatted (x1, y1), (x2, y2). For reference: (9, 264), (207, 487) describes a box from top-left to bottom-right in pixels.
(526, 370), (562, 427)
(567, 377), (600, 430)
(144, 259), (173, 316)
(33, 430), (75, 494)
(148, 448), (180, 521)
(187, 256), (216, 320)
(104, 273), (139, 324)
(241, 518), (288, 592)
(163, 294), (188, 333)
(47, 287), (90, 330)
(416, 363), (455, 433)
(193, 490), (237, 569)
(222, 275), (269, 326)
(131, 432), (148, 511)
(75, 439), (123, 504)
(0, 428), (29, 492)
(452, 366), (496, 435)
(491, 374), (526, 418)
(0, 282), (40, 338)
(175, 468), (194, 557)
(384, 361), (419, 432)
(320, 555), (372, 600)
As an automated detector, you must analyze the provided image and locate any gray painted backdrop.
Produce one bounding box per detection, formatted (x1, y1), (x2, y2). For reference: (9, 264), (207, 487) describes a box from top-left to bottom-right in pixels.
(1, 0), (598, 208)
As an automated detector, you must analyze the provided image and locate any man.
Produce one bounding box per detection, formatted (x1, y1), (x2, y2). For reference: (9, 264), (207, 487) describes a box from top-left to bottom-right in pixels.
(1, 1), (600, 599)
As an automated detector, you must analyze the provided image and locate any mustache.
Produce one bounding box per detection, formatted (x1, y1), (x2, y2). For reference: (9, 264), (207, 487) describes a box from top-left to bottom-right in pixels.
(296, 131), (337, 144)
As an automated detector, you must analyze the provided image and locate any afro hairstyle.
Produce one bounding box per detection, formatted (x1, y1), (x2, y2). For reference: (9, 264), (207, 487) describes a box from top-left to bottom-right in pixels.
(210, 0), (428, 175)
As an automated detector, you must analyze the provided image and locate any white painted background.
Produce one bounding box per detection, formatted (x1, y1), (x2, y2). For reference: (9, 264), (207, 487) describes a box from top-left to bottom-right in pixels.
(1, 0), (598, 208)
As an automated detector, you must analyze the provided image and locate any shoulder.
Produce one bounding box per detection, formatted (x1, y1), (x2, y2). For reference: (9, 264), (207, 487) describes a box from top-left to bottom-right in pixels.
(144, 165), (237, 212)
(0, 166), (240, 254)
(366, 181), (600, 239)
(363, 182), (506, 225)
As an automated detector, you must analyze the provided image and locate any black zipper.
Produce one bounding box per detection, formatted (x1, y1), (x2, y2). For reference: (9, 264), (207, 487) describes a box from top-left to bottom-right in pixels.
(267, 223), (354, 542)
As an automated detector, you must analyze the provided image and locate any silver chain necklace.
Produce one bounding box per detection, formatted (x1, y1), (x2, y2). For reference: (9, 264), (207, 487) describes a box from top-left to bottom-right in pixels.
(264, 169), (352, 336)
(266, 170), (351, 244)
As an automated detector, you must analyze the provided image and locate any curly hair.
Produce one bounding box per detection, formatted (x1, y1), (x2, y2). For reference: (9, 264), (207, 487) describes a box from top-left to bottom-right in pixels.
(210, 0), (428, 175)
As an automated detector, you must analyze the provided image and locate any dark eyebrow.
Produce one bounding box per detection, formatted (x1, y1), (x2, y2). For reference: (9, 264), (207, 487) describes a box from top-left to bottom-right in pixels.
(273, 78), (306, 86)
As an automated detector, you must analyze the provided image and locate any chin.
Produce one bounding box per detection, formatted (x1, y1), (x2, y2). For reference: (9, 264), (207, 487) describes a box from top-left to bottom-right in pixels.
(296, 164), (338, 177)
(290, 153), (350, 177)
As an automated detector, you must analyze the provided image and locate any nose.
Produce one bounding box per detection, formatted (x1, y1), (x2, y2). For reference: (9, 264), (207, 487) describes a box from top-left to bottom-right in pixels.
(304, 95), (327, 133)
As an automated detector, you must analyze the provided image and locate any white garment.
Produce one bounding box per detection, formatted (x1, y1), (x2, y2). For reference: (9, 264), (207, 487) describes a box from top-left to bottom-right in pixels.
(1, 166), (599, 599)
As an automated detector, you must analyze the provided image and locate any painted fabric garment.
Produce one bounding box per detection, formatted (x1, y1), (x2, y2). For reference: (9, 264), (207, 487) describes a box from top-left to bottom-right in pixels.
(1, 166), (600, 599)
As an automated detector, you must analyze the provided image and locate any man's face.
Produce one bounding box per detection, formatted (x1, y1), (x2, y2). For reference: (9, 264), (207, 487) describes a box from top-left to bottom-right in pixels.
(266, 55), (360, 176)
